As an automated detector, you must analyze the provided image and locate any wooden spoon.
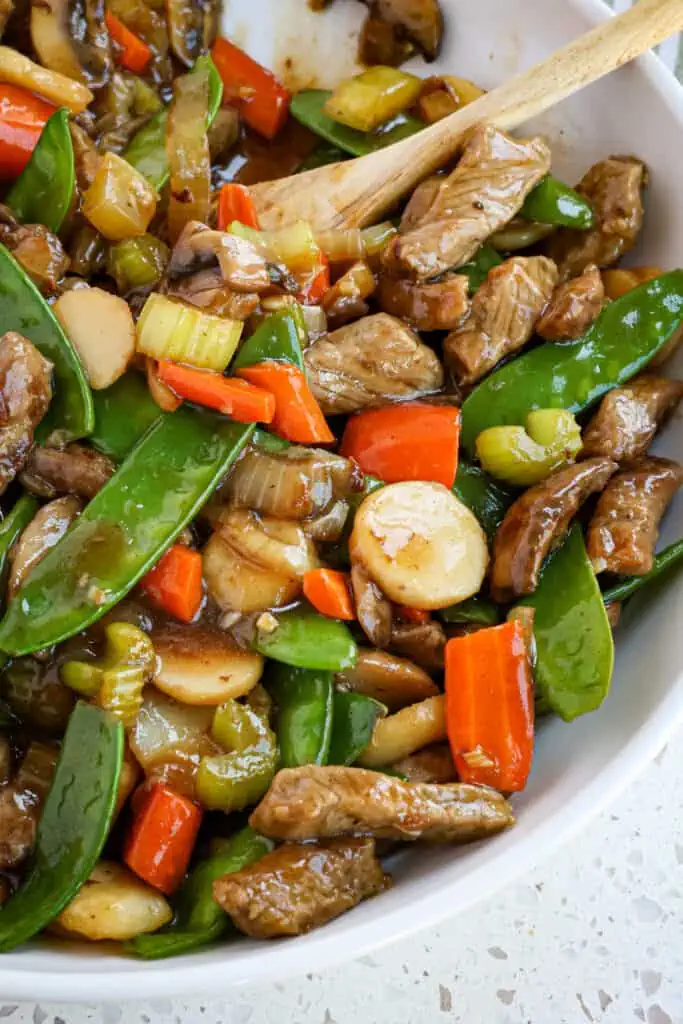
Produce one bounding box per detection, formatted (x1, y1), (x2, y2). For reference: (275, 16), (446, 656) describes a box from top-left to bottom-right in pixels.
(252, 0), (683, 231)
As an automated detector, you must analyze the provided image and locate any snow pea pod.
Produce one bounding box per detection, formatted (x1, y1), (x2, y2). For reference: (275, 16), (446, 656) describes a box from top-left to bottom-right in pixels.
(0, 701), (123, 951)
(461, 271), (683, 453)
(231, 306), (306, 372)
(0, 411), (253, 655)
(453, 460), (515, 540)
(128, 827), (272, 960)
(602, 538), (683, 605)
(290, 89), (423, 157)
(299, 141), (347, 171)
(254, 604), (357, 671)
(0, 244), (94, 444)
(519, 174), (594, 229)
(6, 108), (74, 234)
(0, 494), (38, 599)
(90, 372), (162, 462)
(328, 691), (385, 766)
(268, 664), (334, 767)
(522, 525), (614, 722)
(124, 55), (223, 190)
(457, 244), (502, 293)
(439, 596), (501, 626)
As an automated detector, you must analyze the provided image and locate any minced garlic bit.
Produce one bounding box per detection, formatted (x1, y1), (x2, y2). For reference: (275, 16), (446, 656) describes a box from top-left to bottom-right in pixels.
(461, 745), (495, 770)
(256, 612), (279, 634)
(219, 610), (242, 630)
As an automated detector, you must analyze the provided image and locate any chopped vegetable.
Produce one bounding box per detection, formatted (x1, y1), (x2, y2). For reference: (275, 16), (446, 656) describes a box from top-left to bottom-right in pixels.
(324, 66), (421, 133)
(231, 220), (322, 274)
(157, 362), (275, 423)
(602, 538), (683, 605)
(328, 691), (386, 767)
(231, 305), (306, 372)
(290, 88), (423, 158)
(519, 174), (594, 229)
(268, 664), (333, 767)
(253, 604), (357, 672)
(358, 694), (447, 768)
(298, 255), (330, 305)
(237, 362), (334, 443)
(82, 152), (158, 242)
(475, 409), (583, 487)
(0, 46), (92, 113)
(0, 81), (55, 179)
(340, 404), (460, 488)
(417, 74), (485, 123)
(108, 235), (169, 293)
(457, 244), (503, 293)
(137, 293), (243, 371)
(90, 372), (162, 462)
(211, 37), (290, 139)
(303, 568), (355, 621)
(124, 782), (202, 894)
(167, 61), (210, 242)
(54, 287), (136, 390)
(453, 459), (515, 541)
(218, 182), (259, 230)
(56, 861), (172, 942)
(5, 108), (73, 232)
(196, 700), (277, 811)
(602, 265), (663, 301)
(152, 626), (264, 706)
(0, 495), (39, 608)
(439, 596), (501, 626)
(141, 545), (203, 623)
(445, 620), (534, 792)
(105, 11), (152, 74)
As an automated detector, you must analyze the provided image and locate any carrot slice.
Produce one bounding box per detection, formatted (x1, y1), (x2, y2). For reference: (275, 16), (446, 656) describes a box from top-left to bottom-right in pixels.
(217, 182), (260, 230)
(0, 83), (55, 179)
(237, 361), (334, 443)
(156, 361), (275, 424)
(298, 255), (330, 305)
(303, 568), (355, 621)
(141, 544), (203, 623)
(124, 783), (202, 894)
(106, 11), (152, 74)
(212, 37), (290, 139)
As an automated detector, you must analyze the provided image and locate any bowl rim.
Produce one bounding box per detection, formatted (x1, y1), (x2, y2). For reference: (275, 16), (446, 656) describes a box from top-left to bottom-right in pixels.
(2, 0), (683, 1002)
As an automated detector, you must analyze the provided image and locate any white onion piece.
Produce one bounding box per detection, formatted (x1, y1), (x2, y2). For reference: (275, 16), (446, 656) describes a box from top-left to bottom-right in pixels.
(203, 533), (301, 614)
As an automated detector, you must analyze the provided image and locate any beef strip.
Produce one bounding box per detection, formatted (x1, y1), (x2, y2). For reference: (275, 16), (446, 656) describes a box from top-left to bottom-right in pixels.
(0, 214), (70, 295)
(213, 837), (388, 938)
(546, 156), (646, 282)
(581, 375), (683, 463)
(399, 176), (442, 232)
(0, 742), (57, 871)
(536, 265), (605, 341)
(385, 125), (551, 281)
(491, 457), (617, 602)
(586, 456), (683, 576)
(250, 765), (514, 843)
(377, 272), (470, 331)
(304, 313), (443, 415)
(351, 561), (393, 649)
(20, 443), (115, 499)
(0, 332), (53, 496)
(444, 256), (558, 385)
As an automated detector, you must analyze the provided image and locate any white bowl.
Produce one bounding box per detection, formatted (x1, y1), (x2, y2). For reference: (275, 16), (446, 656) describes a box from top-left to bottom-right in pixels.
(3, 0), (683, 1002)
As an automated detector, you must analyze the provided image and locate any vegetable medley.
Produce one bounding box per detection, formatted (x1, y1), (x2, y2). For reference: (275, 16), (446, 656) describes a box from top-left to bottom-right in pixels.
(0, 0), (681, 954)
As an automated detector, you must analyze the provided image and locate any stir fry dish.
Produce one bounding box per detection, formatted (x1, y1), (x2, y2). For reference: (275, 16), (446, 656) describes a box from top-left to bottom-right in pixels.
(0, 0), (681, 956)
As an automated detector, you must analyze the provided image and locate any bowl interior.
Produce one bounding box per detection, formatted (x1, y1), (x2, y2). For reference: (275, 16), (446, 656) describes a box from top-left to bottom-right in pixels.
(3, 0), (683, 1001)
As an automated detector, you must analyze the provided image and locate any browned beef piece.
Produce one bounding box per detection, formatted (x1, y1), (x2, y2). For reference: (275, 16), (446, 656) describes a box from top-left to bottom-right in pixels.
(358, 0), (443, 62)
(581, 376), (683, 463)
(385, 125), (551, 281)
(20, 443), (115, 500)
(444, 256), (558, 385)
(400, 176), (443, 232)
(250, 765), (514, 843)
(390, 620), (446, 670)
(304, 313), (443, 415)
(377, 273), (469, 331)
(0, 218), (70, 295)
(213, 837), (388, 938)
(336, 648), (438, 711)
(536, 265), (605, 341)
(491, 457), (617, 602)
(0, 332), (53, 496)
(0, 743), (57, 871)
(351, 561), (393, 649)
(586, 457), (683, 576)
(546, 156), (646, 282)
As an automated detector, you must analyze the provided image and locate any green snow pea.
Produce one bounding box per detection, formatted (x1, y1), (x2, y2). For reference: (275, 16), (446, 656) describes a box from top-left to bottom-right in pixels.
(453, 460), (515, 540)
(125, 55), (223, 189)
(328, 691), (385, 766)
(252, 428), (291, 454)
(299, 141), (347, 171)
(461, 271), (683, 453)
(254, 604), (357, 672)
(290, 89), (423, 157)
(602, 538), (683, 605)
(268, 664), (334, 767)
(0, 244), (94, 444)
(519, 174), (594, 229)
(6, 109), (75, 234)
(231, 305), (307, 372)
(128, 827), (273, 960)
(0, 494), (38, 601)
(522, 525), (614, 722)
(457, 244), (502, 293)
(90, 372), (162, 462)
(439, 596), (501, 626)
(0, 411), (253, 655)
(0, 701), (123, 951)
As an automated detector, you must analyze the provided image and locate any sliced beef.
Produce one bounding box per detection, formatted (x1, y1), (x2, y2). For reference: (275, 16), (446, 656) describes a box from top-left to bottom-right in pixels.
(586, 457), (683, 576)
(351, 561), (393, 649)
(444, 256), (558, 385)
(377, 272), (469, 331)
(304, 313), (443, 415)
(546, 156), (646, 282)
(20, 443), (115, 499)
(213, 837), (388, 938)
(250, 765), (514, 843)
(0, 742), (57, 871)
(386, 125), (551, 281)
(536, 265), (605, 341)
(8, 495), (82, 597)
(364, 0), (443, 61)
(491, 457), (617, 602)
(400, 175), (443, 232)
(0, 218), (70, 295)
(581, 375), (683, 463)
(0, 332), (53, 496)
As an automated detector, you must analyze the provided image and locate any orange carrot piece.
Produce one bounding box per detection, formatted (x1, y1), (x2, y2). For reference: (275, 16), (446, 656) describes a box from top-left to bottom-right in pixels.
(157, 361), (275, 424)
(444, 620), (534, 793)
(237, 361), (335, 444)
(395, 605), (431, 624)
(298, 255), (330, 305)
(0, 83), (55, 180)
(303, 568), (355, 621)
(212, 37), (290, 139)
(106, 11), (152, 74)
(124, 783), (202, 894)
(141, 544), (203, 623)
(217, 182), (259, 230)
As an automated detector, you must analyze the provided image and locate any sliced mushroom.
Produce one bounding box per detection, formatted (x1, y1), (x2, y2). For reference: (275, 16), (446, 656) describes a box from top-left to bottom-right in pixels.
(389, 619), (446, 670)
(392, 743), (457, 784)
(54, 286), (135, 390)
(0, 742), (58, 870)
(20, 443), (115, 500)
(8, 495), (82, 597)
(586, 457), (683, 576)
(362, 0), (443, 62)
(581, 375), (683, 463)
(152, 624), (264, 706)
(0, 222), (70, 294)
(335, 648), (438, 710)
(350, 560), (393, 649)
(165, 221), (271, 302)
(0, 332), (53, 497)
(30, 0), (111, 89)
(358, 694), (446, 767)
(491, 457), (617, 602)
(165, 0), (217, 67)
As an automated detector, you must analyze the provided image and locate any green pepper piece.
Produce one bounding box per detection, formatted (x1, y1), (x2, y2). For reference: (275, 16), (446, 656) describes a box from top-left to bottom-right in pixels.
(5, 109), (75, 234)
(461, 271), (683, 453)
(453, 459), (516, 541)
(0, 701), (123, 951)
(0, 412), (253, 655)
(0, 244), (94, 444)
(457, 244), (503, 293)
(231, 306), (307, 372)
(328, 691), (385, 766)
(520, 174), (594, 229)
(90, 372), (162, 462)
(602, 538), (683, 605)
(439, 596), (501, 626)
(268, 664), (334, 767)
(522, 525), (614, 722)
(254, 604), (358, 672)
(128, 827), (272, 960)
(299, 141), (348, 172)
(0, 494), (38, 602)
(290, 89), (423, 158)
(124, 54), (223, 190)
